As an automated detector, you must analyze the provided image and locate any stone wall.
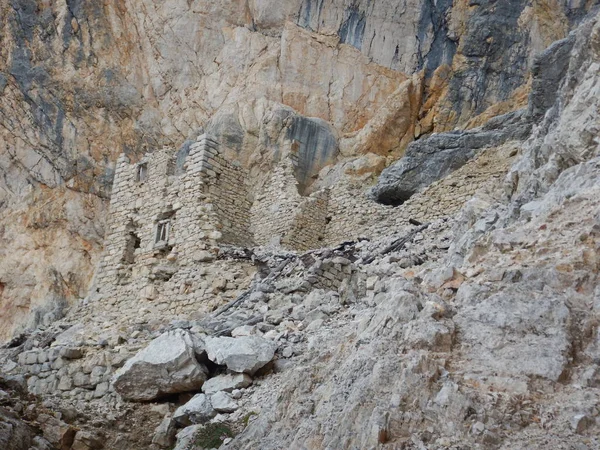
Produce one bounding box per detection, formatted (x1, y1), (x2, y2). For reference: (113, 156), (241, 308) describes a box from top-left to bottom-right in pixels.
(198, 137), (254, 247)
(283, 189), (330, 251)
(324, 180), (394, 245)
(324, 143), (518, 244)
(92, 135), (516, 327)
(250, 162), (301, 248)
(93, 135), (255, 323)
(250, 161), (329, 251)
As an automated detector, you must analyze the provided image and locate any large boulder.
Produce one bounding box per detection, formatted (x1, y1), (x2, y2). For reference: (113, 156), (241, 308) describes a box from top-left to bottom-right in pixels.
(112, 330), (207, 401)
(205, 336), (277, 375)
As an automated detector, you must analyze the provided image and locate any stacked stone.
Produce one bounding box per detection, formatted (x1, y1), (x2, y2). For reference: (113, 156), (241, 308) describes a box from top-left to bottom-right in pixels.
(308, 256), (355, 291)
(392, 144), (516, 225)
(14, 346), (127, 401)
(250, 162), (306, 247)
(323, 144), (517, 246)
(200, 139), (254, 247)
(283, 189), (330, 251)
(91, 136), (258, 327)
(324, 180), (395, 245)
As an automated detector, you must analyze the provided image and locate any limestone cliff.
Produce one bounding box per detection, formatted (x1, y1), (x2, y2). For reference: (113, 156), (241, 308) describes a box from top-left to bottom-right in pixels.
(1, 3), (600, 450)
(1, 0), (597, 339)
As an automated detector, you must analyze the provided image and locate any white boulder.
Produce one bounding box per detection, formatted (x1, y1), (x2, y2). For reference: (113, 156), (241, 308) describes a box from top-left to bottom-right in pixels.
(173, 394), (216, 426)
(205, 336), (277, 374)
(210, 391), (238, 413)
(112, 330), (207, 401)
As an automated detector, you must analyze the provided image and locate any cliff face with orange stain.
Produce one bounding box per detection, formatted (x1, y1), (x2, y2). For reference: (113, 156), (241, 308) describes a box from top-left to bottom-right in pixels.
(0, 0), (597, 340)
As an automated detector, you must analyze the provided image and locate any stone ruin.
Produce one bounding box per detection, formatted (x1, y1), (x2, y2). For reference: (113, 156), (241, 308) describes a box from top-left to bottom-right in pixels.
(92, 133), (514, 319)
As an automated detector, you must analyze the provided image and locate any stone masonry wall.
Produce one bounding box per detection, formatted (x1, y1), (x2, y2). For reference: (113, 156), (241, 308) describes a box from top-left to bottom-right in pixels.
(250, 161), (329, 251)
(324, 143), (518, 244)
(90, 137), (515, 330)
(92, 134), (255, 323)
(283, 189), (330, 251)
(199, 137), (254, 247)
(250, 162), (302, 248)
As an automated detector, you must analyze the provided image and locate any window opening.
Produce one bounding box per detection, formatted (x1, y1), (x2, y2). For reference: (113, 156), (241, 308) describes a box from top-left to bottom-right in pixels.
(136, 163), (148, 182)
(155, 220), (170, 244)
(122, 232), (141, 264)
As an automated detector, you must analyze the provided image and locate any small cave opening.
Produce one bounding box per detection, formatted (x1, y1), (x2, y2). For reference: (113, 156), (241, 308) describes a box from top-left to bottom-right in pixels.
(196, 352), (227, 378)
(374, 189), (415, 207)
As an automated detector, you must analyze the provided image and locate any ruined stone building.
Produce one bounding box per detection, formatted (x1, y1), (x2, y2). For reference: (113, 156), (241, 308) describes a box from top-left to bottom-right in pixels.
(93, 133), (513, 315)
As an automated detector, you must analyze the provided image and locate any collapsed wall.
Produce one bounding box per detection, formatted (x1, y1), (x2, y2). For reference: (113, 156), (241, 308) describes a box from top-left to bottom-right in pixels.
(250, 161), (329, 251)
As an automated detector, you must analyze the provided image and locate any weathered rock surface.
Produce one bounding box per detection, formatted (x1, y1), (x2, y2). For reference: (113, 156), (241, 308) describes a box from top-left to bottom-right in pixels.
(0, 408), (46, 450)
(201, 373), (252, 394)
(2, 3), (600, 450)
(371, 109), (531, 204)
(112, 330), (207, 401)
(173, 394), (216, 426)
(204, 336), (276, 375)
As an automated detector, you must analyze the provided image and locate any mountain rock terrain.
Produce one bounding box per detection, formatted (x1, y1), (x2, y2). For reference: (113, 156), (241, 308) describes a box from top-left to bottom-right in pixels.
(1, 1), (600, 449)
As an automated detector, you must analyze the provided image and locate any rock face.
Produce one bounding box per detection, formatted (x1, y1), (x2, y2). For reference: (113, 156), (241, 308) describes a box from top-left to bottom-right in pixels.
(204, 336), (277, 375)
(112, 330), (207, 401)
(371, 110), (531, 205)
(1, 0), (597, 338)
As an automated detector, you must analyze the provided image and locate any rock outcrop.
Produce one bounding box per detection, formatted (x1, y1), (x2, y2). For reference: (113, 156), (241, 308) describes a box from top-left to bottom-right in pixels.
(371, 110), (530, 205)
(112, 330), (208, 401)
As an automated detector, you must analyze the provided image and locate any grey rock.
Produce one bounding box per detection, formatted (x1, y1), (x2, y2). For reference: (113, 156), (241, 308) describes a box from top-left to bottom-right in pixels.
(231, 389), (243, 400)
(453, 286), (570, 382)
(571, 414), (593, 434)
(205, 336), (277, 375)
(371, 110), (531, 205)
(210, 391), (238, 413)
(93, 382), (109, 398)
(71, 430), (104, 450)
(201, 373), (252, 394)
(403, 319), (454, 352)
(112, 330), (208, 401)
(173, 394), (216, 426)
(152, 415), (177, 448)
(72, 372), (92, 389)
(172, 425), (203, 450)
(527, 34), (575, 119)
(60, 347), (84, 360)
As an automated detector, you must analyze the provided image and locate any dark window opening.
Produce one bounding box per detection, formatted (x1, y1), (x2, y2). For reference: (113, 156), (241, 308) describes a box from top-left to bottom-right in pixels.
(155, 220), (170, 244)
(0, 281), (4, 298)
(122, 232), (141, 264)
(166, 158), (176, 176)
(136, 163), (148, 182)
